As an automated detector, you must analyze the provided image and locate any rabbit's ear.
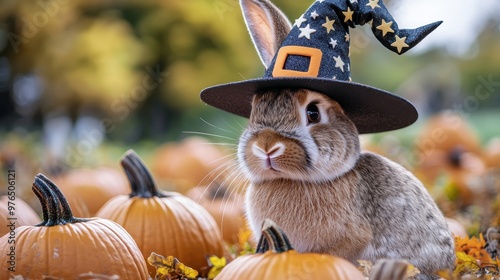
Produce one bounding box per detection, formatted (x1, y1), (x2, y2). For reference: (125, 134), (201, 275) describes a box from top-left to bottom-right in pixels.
(240, 0), (292, 68)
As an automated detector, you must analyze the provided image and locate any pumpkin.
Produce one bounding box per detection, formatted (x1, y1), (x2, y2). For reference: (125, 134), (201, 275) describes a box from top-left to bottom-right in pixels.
(0, 195), (41, 236)
(186, 183), (245, 245)
(369, 259), (411, 280)
(485, 137), (500, 169)
(151, 137), (232, 193)
(215, 219), (364, 280)
(96, 150), (226, 276)
(415, 113), (483, 160)
(413, 113), (486, 207)
(52, 167), (130, 216)
(0, 173), (149, 280)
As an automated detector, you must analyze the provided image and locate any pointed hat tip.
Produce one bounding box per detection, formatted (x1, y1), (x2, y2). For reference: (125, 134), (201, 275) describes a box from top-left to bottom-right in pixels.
(427, 20), (443, 31)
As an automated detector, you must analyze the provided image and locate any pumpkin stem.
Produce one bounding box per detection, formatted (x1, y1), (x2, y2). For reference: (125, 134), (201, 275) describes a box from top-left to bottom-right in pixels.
(121, 149), (167, 198)
(33, 175), (58, 226)
(33, 173), (88, 226)
(256, 219), (294, 254)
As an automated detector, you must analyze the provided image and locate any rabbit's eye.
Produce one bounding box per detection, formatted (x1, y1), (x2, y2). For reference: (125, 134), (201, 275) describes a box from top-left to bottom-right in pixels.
(306, 103), (321, 124)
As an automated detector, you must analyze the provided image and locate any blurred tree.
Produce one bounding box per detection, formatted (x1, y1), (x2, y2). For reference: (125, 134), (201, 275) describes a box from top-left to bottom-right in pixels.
(0, 0), (498, 168)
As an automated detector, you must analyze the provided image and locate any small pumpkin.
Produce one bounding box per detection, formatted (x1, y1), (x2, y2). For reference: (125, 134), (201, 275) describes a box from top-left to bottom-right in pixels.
(0, 195), (41, 236)
(0, 173), (149, 280)
(215, 219), (364, 280)
(96, 150), (226, 276)
(52, 167), (130, 216)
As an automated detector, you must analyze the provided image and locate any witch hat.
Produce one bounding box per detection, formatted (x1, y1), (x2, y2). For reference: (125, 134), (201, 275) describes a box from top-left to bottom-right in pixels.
(200, 0), (442, 134)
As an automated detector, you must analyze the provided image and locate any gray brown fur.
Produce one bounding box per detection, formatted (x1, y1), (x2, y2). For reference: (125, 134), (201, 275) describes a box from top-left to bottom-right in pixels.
(238, 90), (455, 280)
(237, 1), (455, 279)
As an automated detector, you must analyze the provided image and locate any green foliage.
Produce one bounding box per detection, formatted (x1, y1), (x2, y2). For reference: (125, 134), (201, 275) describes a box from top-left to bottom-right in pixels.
(0, 0), (499, 141)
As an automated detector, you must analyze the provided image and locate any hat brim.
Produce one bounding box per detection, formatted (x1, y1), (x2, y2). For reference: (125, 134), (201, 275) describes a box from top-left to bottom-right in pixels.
(200, 77), (417, 134)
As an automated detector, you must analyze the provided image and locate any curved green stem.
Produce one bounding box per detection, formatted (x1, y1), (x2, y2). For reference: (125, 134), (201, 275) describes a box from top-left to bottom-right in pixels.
(256, 219), (294, 253)
(121, 149), (167, 198)
(33, 173), (88, 227)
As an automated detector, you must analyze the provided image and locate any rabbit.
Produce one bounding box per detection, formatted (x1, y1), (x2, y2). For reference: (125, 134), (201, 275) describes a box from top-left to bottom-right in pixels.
(235, 0), (456, 279)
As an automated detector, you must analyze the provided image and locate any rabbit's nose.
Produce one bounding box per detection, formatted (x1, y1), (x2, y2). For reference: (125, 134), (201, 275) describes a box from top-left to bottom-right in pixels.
(251, 142), (285, 159)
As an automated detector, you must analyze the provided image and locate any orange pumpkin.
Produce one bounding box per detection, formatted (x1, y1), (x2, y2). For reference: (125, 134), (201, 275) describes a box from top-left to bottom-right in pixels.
(0, 195), (41, 236)
(52, 167), (130, 216)
(151, 137), (232, 193)
(415, 113), (483, 160)
(96, 150), (226, 276)
(0, 174), (149, 280)
(186, 183), (245, 245)
(413, 113), (486, 206)
(485, 137), (500, 169)
(215, 219), (364, 280)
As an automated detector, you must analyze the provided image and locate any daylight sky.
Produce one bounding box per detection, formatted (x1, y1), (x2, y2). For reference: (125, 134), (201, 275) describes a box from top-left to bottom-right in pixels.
(391, 0), (500, 56)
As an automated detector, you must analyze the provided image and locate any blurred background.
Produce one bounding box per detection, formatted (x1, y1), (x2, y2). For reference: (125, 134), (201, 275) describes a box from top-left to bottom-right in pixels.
(0, 0), (499, 235)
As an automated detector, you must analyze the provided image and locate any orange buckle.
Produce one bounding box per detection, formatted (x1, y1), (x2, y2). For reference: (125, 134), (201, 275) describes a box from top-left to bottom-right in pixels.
(272, 46), (322, 77)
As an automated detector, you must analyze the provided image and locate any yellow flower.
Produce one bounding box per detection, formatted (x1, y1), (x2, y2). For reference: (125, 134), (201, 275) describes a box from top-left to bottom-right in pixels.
(238, 225), (252, 247)
(237, 223), (256, 256)
(147, 252), (198, 279)
(207, 255), (227, 279)
(455, 252), (481, 275)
